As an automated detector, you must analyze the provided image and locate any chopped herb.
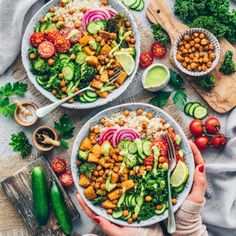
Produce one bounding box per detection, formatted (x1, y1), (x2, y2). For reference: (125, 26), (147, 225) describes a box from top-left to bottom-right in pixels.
(219, 51), (236, 75)
(151, 24), (170, 45)
(197, 75), (215, 90)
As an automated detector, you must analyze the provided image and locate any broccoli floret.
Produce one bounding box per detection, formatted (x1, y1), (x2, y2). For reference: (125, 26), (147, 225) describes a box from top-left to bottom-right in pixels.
(30, 58), (51, 76)
(219, 51), (236, 75)
(197, 75), (215, 91)
(78, 163), (96, 178)
(106, 13), (127, 33)
(78, 150), (90, 162)
(80, 63), (96, 88)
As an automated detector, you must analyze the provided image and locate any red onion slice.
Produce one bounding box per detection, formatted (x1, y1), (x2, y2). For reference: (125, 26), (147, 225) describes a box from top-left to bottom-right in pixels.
(99, 127), (118, 145)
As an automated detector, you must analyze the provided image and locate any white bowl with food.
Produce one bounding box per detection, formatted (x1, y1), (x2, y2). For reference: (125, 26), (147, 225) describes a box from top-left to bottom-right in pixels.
(71, 103), (194, 227)
(142, 63), (170, 92)
(173, 28), (220, 77)
(21, 0), (140, 109)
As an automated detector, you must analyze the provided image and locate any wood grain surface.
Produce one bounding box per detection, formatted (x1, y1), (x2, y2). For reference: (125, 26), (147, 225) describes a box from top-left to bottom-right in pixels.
(147, 0), (236, 114)
(1, 157), (79, 235)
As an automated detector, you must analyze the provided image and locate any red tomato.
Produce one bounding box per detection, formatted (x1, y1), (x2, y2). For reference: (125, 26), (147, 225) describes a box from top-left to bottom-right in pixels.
(194, 136), (210, 151)
(30, 32), (46, 47)
(151, 42), (167, 59)
(143, 156), (154, 166)
(139, 52), (154, 68)
(205, 117), (221, 135)
(51, 157), (67, 174)
(38, 41), (55, 59)
(189, 120), (204, 137)
(55, 36), (71, 53)
(62, 27), (82, 44)
(211, 134), (228, 149)
(59, 171), (74, 187)
(45, 30), (62, 44)
(152, 138), (169, 156)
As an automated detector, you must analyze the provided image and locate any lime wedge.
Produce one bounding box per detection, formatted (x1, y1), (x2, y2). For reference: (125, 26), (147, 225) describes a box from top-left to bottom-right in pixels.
(170, 161), (189, 187)
(114, 52), (135, 76)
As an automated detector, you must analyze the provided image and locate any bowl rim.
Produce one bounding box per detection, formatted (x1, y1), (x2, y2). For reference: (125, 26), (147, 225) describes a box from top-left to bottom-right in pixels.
(71, 102), (195, 227)
(173, 28), (220, 77)
(21, 0), (140, 109)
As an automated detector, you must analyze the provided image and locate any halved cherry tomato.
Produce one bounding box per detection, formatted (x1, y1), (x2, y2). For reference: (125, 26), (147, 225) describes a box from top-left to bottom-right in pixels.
(139, 52), (154, 68)
(55, 36), (71, 53)
(152, 138), (168, 156)
(45, 30), (62, 44)
(62, 27), (82, 44)
(59, 171), (74, 187)
(51, 157), (67, 175)
(30, 32), (46, 47)
(151, 42), (167, 59)
(38, 41), (55, 59)
(143, 156), (154, 166)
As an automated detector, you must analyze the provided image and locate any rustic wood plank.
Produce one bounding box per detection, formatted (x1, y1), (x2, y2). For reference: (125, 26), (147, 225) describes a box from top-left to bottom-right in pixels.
(1, 157), (79, 235)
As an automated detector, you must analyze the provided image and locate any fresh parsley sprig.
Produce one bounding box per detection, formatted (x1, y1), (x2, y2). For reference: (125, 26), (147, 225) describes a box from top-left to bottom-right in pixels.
(54, 114), (75, 149)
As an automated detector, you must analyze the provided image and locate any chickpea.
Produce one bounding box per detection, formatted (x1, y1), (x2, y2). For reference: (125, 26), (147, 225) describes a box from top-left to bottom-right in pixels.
(118, 120), (125, 126)
(49, 7), (55, 12)
(146, 165), (152, 172)
(101, 0), (108, 5)
(106, 209), (113, 214)
(193, 57), (198, 63)
(97, 165), (102, 171)
(207, 61), (212, 68)
(209, 53), (216, 60)
(146, 112), (154, 119)
(93, 171), (99, 176)
(118, 156), (123, 162)
(183, 34), (190, 41)
(125, 21), (131, 27)
(100, 183), (106, 190)
(159, 156), (165, 163)
(182, 62), (187, 68)
(209, 44), (214, 50)
(98, 55), (105, 61)
(74, 22), (81, 29)
(100, 118), (106, 124)
(48, 58), (55, 66)
(61, 86), (67, 93)
(193, 32), (199, 37)
(60, 80), (66, 87)
(136, 108), (143, 115)
(158, 163), (163, 169)
(132, 214), (138, 220)
(70, 53), (76, 60)
(199, 33), (205, 39)
(189, 54), (194, 59)
(202, 65), (207, 71)
(52, 89), (57, 95)
(123, 110), (130, 117)
(189, 41), (195, 47)
(129, 170), (135, 176)
(190, 62), (197, 70)
(156, 205), (163, 210)
(130, 38), (135, 44)
(100, 40), (105, 47)
(182, 49), (188, 54)
(184, 57), (190, 63)
(113, 166), (119, 173)
(61, 95), (66, 99)
(172, 198), (177, 205)
(123, 210), (129, 217)
(178, 41), (184, 47)
(203, 57), (209, 63)
(68, 98), (74, 103)
(99, 170), (104, 176)
(195, 43), (200, 49)
(197, 66), (202, 72)
(176, 54), (184, 62)
(145, 196), (152, 202)
(39, 17), (46, 23)
(200, 39), (208, 46)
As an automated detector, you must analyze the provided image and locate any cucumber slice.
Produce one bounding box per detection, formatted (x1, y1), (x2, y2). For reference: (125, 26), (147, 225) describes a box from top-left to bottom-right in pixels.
(175, 184), (184, 193)
(142, 140), (151, 156)
(76, 52), (87, 65)
(84, 90), (98, 99)
(184, 102), (193, 116)
(128, 142), (137, 154)
(39, 22), (48, 32)
(123, 140), (132, 150)
(135, 0), (144, 11)
(62, 65), (74, 81)
(36, 76), (48, 86)
(130, 0), (141, 9)
(131, 195), (136, 206)
(188, 103), (201, 117)
(155, 203), (167, 215)
(83, 93), (98, 103)
(137, 155), (143, 164)
(86, 22), (99, 35)
(59, 54), (70, 60)
(117, 191), (126, 207)
(95, 20), (107, 30)
(112, 210), (123, 219)
(193, 106), (208, 120)
(123, 0), (136, 7)
(47, 23), (57, 32)
(35, 24), (41, 33)
(79, 96), (87, 103)
(123, 211), (132, 220)
(118, 140), (127, 149)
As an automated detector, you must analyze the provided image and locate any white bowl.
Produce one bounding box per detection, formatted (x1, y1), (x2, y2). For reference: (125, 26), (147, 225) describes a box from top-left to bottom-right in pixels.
(71, 103), (194, 227)
(142, 63), (170, 92)
(21, 0), (140, 109)
(173, 28), (220, 77)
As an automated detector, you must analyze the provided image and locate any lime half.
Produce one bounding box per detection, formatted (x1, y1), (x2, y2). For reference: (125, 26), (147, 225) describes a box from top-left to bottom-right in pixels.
(170, 161), (189, 187)
(114, 52), (135, 76)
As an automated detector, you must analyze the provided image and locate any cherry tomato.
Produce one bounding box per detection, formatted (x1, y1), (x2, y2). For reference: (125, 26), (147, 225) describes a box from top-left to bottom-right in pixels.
(62, 27), (82, 44)
(45, 30), (62, 44)
(151, 42), (167, 59)
(189, 120), (204, 137)
(30, 32), (46, 47)
(51, 157), (67, 174)
(211, 134), (228, 149)
(59, 171), (74, 187)
(139, 52), (154, 68)
(194, 136), (210, 151)
(55, 36), (71, 53)
(205, 117), (221, 135)
(152, 138), (169, 156)
(38, 41), (55, 59)
(143, 156), (154, 166)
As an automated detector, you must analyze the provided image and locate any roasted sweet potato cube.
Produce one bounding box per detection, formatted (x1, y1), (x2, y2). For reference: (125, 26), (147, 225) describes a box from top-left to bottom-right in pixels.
(108, 188), (122, 201)
(100, 70), (109, 83)
(96, 90), (108, 98)
(91, 144), (102, 156)
(87, 153), (99, 163)
(101, 200), (117, 209)
(80, 138), (92, 151)
(100, 44), (112, 55)
(79, 174), (90, 188)
(79, 35), (93, 46)
(99, 30), (110, 40)
(116, 70), (128, 85)
(84, 186), (97, 200)
(91, 80), (103, 89)
(99, 157), (110, 168)
(83, 46), (95, 56)
(111, 172), (119, 183)
(121, 179), (134, 190)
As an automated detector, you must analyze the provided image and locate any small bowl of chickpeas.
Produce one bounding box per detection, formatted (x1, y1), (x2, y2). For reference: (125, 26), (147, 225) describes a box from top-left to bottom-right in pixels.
(173, 28), (220, 77)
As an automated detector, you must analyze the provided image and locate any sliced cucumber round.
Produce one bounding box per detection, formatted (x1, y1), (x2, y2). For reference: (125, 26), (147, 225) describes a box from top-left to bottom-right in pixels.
(128, 142), (137, 154)
(130, 0), (141, 9)
(155, 203), (167, 215)
(84, 90), (98, 99)
(193, 106), (208, 120)
(86, 22), (99, 35)
(123, 0), (136, 7)
(112, 210), (123, 219)
(142, 140), (151, 156)
(184, 102), (193, 116)
(188, 103), (201, 117)
(135, 0), (144, 11)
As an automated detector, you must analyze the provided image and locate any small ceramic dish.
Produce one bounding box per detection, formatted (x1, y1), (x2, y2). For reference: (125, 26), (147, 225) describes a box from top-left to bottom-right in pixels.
(173, 28), (220, 77)
(142, 63), (170, 92)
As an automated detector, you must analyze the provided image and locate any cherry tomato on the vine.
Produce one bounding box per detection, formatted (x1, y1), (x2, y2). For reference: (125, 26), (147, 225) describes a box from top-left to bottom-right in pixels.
(189, 120), (204, 137)
(194, 136), (210, 151)
(205, 117), (221, 135)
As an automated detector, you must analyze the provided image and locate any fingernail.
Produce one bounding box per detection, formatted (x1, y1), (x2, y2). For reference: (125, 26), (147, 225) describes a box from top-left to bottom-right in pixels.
(198, 165), (205, 173)
(93, 217), (100, 224)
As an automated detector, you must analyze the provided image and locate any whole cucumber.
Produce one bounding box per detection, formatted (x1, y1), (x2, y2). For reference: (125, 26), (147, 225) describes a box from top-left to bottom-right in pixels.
(50, 180), (73, 235)
(31, 166), (50, 225)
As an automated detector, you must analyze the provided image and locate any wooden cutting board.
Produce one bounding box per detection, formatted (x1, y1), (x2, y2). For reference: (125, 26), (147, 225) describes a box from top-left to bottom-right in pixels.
(147, 0), (236, 114)
(1, 157), (79, 235)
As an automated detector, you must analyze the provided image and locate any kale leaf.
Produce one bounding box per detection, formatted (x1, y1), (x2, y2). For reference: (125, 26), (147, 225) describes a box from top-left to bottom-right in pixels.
(219, 51), (236, 75)
(151, 24), (170, 45)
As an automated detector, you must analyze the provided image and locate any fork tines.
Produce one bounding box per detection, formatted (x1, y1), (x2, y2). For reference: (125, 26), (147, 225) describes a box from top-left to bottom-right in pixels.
(164, 133), (176, 162)
(109, 67), (123, 83)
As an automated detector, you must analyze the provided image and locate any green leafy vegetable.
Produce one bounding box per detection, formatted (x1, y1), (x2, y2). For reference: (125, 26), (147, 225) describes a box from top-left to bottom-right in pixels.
(169, 69), (184, 89)
(149, 91), (172, 108)
(0, 82), (27, 98)
(80, 63), (96, 88)
(219, 51), (236, 75)
(92, 197), (106, 205)
(78, 163), (96, 178)
(54, 114), (75, 149)
(173, 89), (187, 109)
(151, 24), (170, 45)
(9, 132), (32, 158)
(106, 13), (127, 34)
(0, 98), (16, 117)
(197, 75), (215, 90)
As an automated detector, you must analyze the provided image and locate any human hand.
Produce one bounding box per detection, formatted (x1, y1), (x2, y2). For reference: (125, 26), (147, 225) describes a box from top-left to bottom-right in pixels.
(187, 140), (207, 204)
(76, 194), (141, 236)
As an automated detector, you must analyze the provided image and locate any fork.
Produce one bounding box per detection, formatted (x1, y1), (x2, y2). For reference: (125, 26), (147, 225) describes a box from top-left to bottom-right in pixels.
(164, 133), (177, 234)
(35, 67), (122, 118)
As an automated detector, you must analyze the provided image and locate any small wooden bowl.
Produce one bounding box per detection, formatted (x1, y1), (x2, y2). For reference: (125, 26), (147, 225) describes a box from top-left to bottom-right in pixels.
(14, 101), (39, 127)
(33, 125), (59, 152)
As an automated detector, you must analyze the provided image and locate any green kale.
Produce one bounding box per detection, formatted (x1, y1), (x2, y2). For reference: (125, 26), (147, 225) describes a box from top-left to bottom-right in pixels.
(30, 58), (51, 76)
(197, 75), (215, 90)
(78, 163), (97, 178)
(0, 98), (16, 117)
(151, 24), (170, 45)
(106, 13), (127, 34)
(0, 82), (27, 98)
(219, 51), (236, 75)
(9, 132), (32, 158)
(92, 197), (106, 205)
(80, 63), (96, 88)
